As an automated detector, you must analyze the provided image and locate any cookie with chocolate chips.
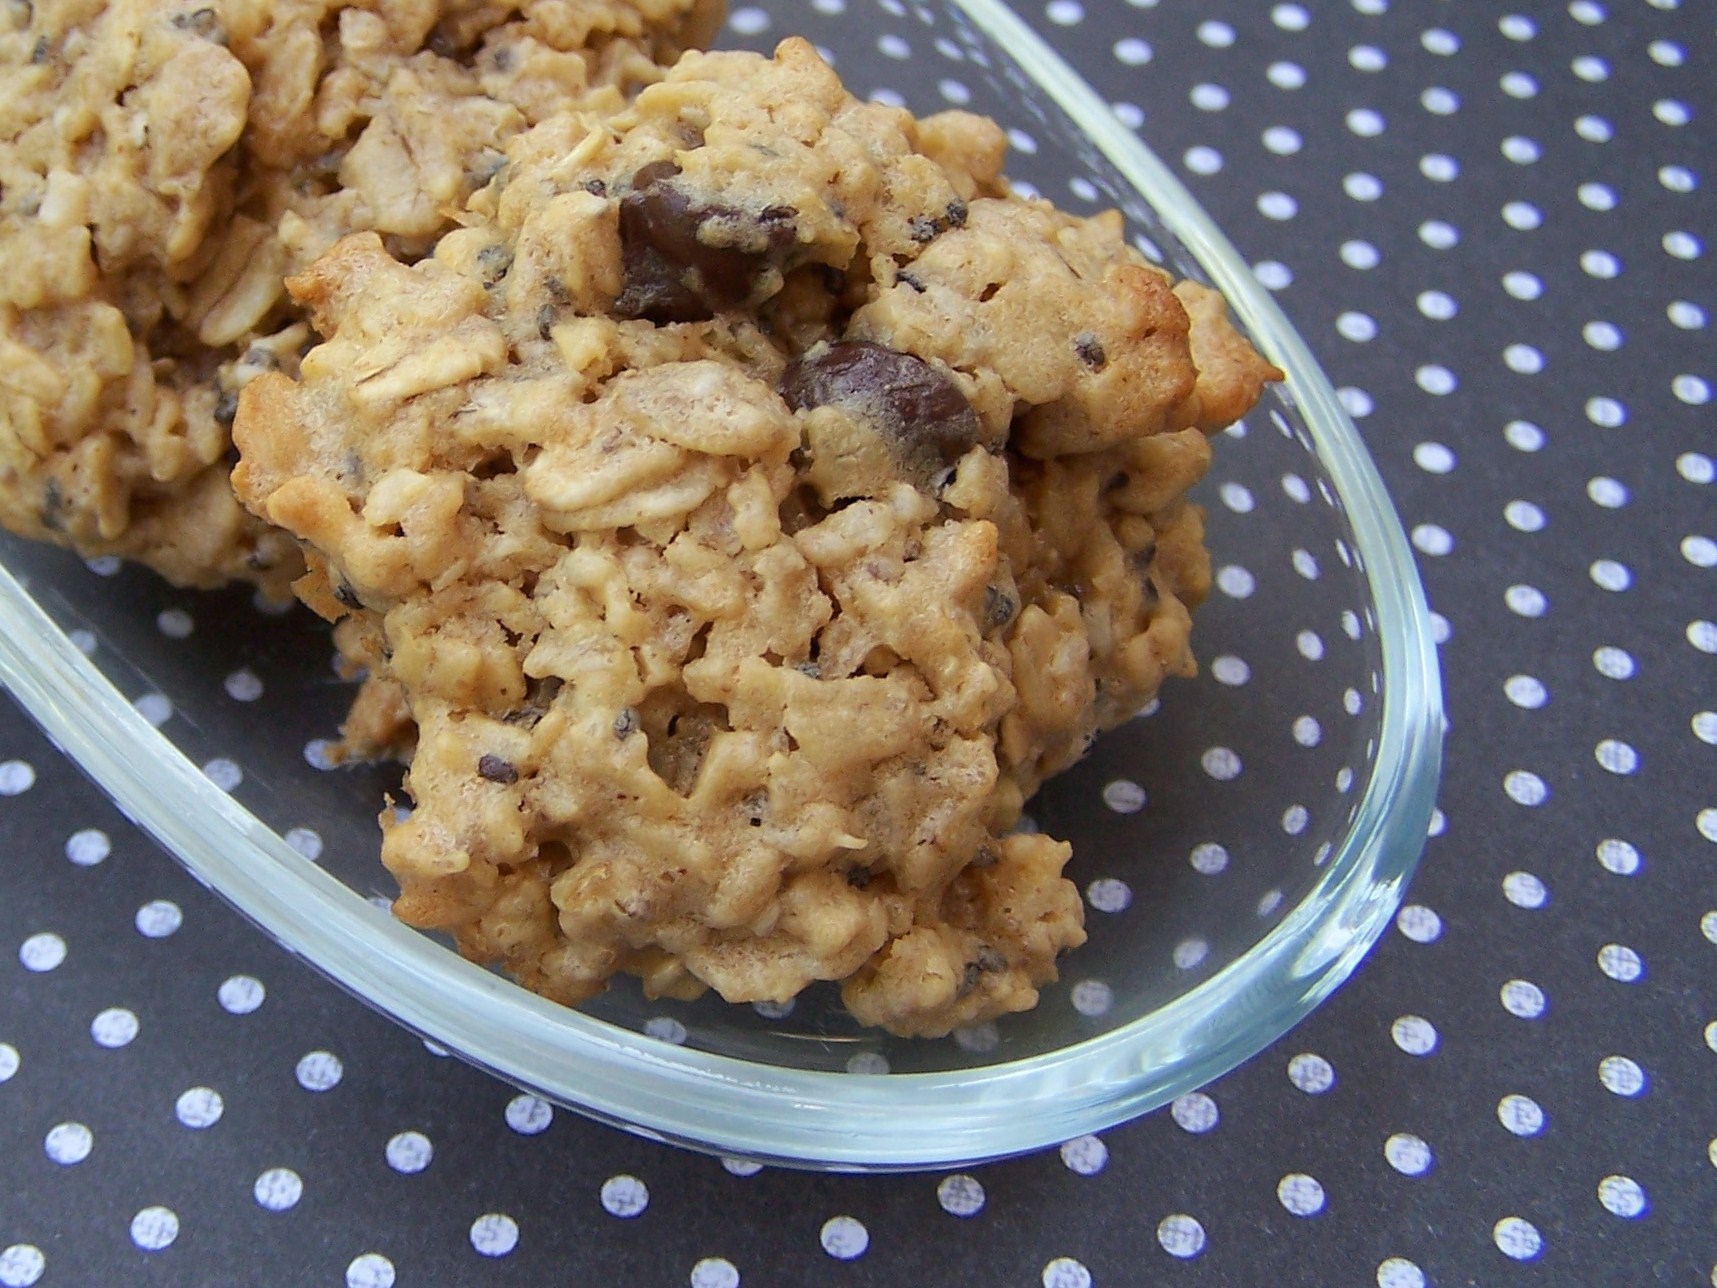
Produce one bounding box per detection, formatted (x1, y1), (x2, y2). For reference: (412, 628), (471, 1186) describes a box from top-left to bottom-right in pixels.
(234, 38), (1279, 1037)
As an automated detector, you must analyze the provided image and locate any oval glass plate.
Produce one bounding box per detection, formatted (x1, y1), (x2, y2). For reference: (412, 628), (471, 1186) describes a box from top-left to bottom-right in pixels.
(0, 0), (1442, 1169)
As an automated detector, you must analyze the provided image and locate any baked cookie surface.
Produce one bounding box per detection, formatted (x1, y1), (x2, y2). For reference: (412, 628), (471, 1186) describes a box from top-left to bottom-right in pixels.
(235, 39), (1278, 1036)
(0, 0), (721, 591)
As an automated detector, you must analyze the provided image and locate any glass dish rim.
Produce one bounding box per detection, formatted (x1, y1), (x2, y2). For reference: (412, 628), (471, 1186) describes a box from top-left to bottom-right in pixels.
(0, 0), (1443, 1171)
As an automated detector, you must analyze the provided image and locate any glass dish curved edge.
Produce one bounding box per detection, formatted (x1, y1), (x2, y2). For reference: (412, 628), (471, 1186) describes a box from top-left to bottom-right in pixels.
(0, 0), (1444, 1172)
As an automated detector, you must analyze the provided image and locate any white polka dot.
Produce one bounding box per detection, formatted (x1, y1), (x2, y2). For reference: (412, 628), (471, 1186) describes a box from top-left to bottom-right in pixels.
(601, 1175), (649, 1218)
(1417, 291), (1458, 321)
(1694, 712), (1717, 746)
(1504, 500), (1546, 532)
(1420, 153), (1458, 182)
(1589, 559), (1631, 591)
(1414, 365), (1456, 396)
(175, 1086), (223, 1129)
(1586, 396), (1628, 427)
(1504, 675), (1547, 708)
(1572, 54), (1609, 82)
(1295, 631), (1325, 661)
(1501, 271), (1542, 301)
(1288, 1052), (1336, 1093)
(386, 1131), (432, 1174)
(1197, 20), (1234, 46)
(1500, 979), (1546, 1019)
(1682, 534), (1717, 569)
(644, 1016), (687, 1045)
(253, 1167), (303, 1211)
(469, 1213), (518, 1258)
(217, 974), (265, 1015)
(1156, 1214), (1206, 1259)
(1579, 182), (1617, 212)
(1664, 230), (1702, 259)
(1679, 452), (1716, 483)
(1498, 1094), (1545, 1136)
(1190, 82), (1230, 112)
(1587, 476), (1628, 508)
(1598, 1055), (1646, 1096)
(0, 1246), (46, 1288)
(1502, 201), (1542, 231)
(721, 1157), (764, 1177)
(1503, 872), (1548, 908)
(1171, 1092), (1219, 1133)
(1113, 37), (1152, 66)
(90, 1007), (139, 1047)
(1391, 1015), (1438, 1056)
(1085, 878), (1132, 913)
(1396, 905), (1441, 943)
(1660, 165), (1697, 193)
(1596, 838), (1641, 875)
(1502, 71), (1538, 98)
(1376, 1258), (1426, 1288)
(1384, 1133), (1432, 1176)
(846, 1051), (890, 1075)
(689, 1257), (740, 1288)
(1277, 1173), (1325, 1216)
(1253, 260), (1292, 290)
(1059, 1134), (1108, 1175)
(1582, 249), (1621, 278)
(1670, 301), (1708, 330)
(1201, 747), (1242, 780)
(1267, 60), (1305, 89)
(1420, 220), (1459, 250)
(1505, 421), (1545, 453)
(1338, 386), (1374, 416)
(1272, 3), (1309, 29)
(1655, 100), (1692, 128)
(1041, 1257), (1091, 1288)
(1595, 739), (1638, 775)
(1706, 913), (1717, 945)
(345, 1254), (396, 1288)
(1070, 980), (1112, 1017)
(1258, 889), (1284, 917)
(1263, 126), (1302, 155)
(1504, 770), (1548, 806)
(134, 900), (181, 938)
(1411, 525), (1453, 557)
(201, 757), (243, 792)
(1672, 372), (1714, 409)
(44, 1121), (92, 1165)
(1597, 943), (1642, 983)
(1257, 191), (1297, 220)
(1184, 146), (1223, 176)
(155, 608), (193, 639)
(223, 668), (263, 701)
(937, 1174), (986, 1217)
(1174, 938), (1209, 970)
(0, 761), (36, 796)
(505, 1094), (553, 1135)
(1349, 43), (1386, 71)
(1691, 620), (1717, 653)
(1501, 135), (1540, 164)
(1598, 1175), (1647, 1218)
(18, 932), (65, 972)
(1189, 842), (1229, 875)
(1421, 87), (1459, 114)
(1344, 172), (1383, 202)
(1348, 108), (1386, 138)
(1493, 1216), (1542, 1260)
(1100, 778), (1146, 814)
(1211, 654), (1251, 686)
(295, 1050), (343, 1092)
(130, 1206), (179, 1252)
(64, 828), (110, 867)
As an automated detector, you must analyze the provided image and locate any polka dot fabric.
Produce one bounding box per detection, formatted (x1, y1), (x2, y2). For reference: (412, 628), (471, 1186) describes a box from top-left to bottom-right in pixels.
(0, 1), (1711, 1283)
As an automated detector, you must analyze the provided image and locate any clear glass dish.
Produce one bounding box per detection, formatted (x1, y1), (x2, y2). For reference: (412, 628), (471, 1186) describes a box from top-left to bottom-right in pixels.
(0, 0), (1442, 1169)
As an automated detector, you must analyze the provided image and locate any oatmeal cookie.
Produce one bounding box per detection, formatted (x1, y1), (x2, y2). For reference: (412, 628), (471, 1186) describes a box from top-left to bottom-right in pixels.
(0, 0), (722, 591)
(234, 39), (1278, 1036)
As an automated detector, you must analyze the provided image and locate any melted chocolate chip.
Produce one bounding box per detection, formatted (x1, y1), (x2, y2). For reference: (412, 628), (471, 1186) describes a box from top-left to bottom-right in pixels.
(507, 676), (562, 727)
(477, 754), (519, 784)
(170, 7), (223, 41)
(982, 585), (1019, 632)
(895, 270), (925, 293)
(39, 479), (61, 531)
(846, 865), (872, 888)
(614, 161), (798, 323)
(476, 244), (513, 283)
(213, 389), (238, 426)
(975, 944), (1007, 973)
(29, 34), (48, 62)
(612, 707), (638, 739)
(1074, 332), (1108, 370)
(969, 845), (999, 869)
(583, 178), (607, 197)
(333, 581), (361, 609)
(946, 199), (969, 228)
(536, 303), (557, 341)
(780, 341), (981, 492)
(908, 215), (939, 244)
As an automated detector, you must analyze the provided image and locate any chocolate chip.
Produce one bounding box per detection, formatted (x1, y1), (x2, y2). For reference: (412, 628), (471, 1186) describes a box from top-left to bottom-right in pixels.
(476, 244), (513, 283)
(489, 44), (513, 72)
(333, 581), (361, 609)
(613, 161), (798, 323)
(213, 389), (238, 426)
(793, 660), (821, 679)
(895, 270), (925, 293)
(1130, 536), (1158, 571)
(846, 865), (872, 888)
(466, 150), (506, 188)
(982, 585), (1019, 631)
(583, 178), (607, 197)
(536, 303), (557, 340)
(612, 707), (638, 739)
(507, 676), (561, 727)
(975, 944), (1007, 973)
(29, 34), (48, 62)
(39, 479), (61, 531)
(908, 215), (939, 244)
(969, 845), (998, 868)
(170, 7), (223, 41)
(477, 754), (519, 784)
(780, 341), (980, 492)
(1074, 332), (1107, 369)
(960, 961), (982, 993)
(945, 199), (969, 227)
